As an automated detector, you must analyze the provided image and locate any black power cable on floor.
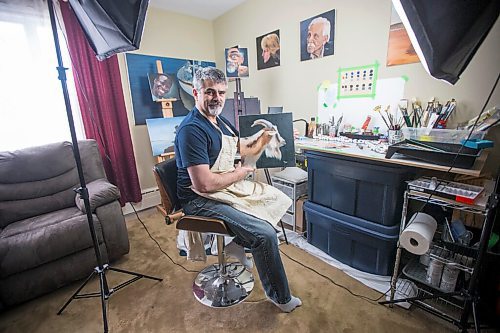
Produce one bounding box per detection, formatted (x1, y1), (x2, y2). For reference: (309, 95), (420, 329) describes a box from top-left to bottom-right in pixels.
(279, 247), (391, 304)
(130, 204), (200, 274)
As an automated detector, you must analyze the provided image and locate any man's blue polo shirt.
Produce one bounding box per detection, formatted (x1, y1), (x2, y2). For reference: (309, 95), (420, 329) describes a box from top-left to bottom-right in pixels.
(174, 107), (238, 205)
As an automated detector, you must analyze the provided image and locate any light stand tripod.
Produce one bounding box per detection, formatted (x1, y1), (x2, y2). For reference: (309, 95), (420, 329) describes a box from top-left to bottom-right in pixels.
(47, 2), (162, 332)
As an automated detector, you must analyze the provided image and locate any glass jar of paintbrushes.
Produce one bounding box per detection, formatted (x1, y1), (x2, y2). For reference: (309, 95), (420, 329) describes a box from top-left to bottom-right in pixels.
(374, 105), (405, 145)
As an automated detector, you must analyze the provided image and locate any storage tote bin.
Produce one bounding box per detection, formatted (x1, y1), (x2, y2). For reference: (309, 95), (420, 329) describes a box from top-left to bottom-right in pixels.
(304, 200), (399, 276)
(306, 151), (412, 226)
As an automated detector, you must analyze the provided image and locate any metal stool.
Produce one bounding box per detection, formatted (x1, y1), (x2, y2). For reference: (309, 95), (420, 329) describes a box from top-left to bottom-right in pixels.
(176, 216), (254, 307)
(153, 159), (254, 308)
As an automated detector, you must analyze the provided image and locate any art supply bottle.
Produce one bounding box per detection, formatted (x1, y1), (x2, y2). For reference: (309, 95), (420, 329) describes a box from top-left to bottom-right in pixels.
(439, 263), (460, 292)
(361, 115), (372, 131)
(308, 117), (316, 138)
(426, 257), (444, 287)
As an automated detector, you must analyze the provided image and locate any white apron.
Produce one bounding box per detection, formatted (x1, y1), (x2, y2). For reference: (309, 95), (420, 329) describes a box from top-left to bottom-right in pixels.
(192, 116), (292, 228)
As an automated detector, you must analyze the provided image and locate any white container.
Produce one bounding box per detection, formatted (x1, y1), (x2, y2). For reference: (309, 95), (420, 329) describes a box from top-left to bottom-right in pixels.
(388, 129), (404, 145)
(401, 128), (485, 144)
(440, 263), (460, 292)
(419, 252), (431, 267)
(426, 257), (444, 287)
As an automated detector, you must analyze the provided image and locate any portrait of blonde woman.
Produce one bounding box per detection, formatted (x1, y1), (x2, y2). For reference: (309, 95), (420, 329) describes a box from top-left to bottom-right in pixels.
(256, 30), (280, 70)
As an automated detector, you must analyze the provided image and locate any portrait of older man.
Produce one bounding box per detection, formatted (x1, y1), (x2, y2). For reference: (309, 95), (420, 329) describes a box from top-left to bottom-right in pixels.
(300, 10), (335, 61)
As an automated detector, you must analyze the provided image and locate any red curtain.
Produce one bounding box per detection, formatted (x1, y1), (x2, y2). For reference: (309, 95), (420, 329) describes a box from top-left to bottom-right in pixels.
(60, 2), (141, 205)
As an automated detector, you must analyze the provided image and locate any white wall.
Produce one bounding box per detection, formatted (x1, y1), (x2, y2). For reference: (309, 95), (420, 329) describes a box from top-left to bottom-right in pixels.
(117, 8), (216, 191)
(213, 0), (500, 126)
(118, 0), (500, 195)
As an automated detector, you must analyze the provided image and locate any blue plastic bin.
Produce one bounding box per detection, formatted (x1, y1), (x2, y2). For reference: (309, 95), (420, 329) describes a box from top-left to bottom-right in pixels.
(306, 151), (412, 226)
(304, 201), (399, 276)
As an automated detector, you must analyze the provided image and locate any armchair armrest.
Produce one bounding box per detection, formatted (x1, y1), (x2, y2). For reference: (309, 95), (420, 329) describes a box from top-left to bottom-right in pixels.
(75, 178), (120, 213)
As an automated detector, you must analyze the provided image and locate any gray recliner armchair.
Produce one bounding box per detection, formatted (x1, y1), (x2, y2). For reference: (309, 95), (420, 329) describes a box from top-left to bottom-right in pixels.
(0, 140), (130, 310)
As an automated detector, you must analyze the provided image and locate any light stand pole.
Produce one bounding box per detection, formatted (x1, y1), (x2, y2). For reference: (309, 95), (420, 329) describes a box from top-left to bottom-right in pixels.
(47, 1), (162, 332)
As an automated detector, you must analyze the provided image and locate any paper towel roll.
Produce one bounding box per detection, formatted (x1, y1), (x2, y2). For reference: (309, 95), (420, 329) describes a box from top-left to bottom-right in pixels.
(400, 212), (437, 255)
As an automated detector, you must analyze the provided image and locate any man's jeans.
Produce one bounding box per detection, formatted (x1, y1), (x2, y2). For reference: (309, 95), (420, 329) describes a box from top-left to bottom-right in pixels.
(183, 196), (292, 304)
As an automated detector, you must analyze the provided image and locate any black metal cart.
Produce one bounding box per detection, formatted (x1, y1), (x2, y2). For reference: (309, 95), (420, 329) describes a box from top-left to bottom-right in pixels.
(380, 176), (499, 332)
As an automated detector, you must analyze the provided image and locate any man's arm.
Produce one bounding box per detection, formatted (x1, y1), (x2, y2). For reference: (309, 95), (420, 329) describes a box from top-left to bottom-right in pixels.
(188, 162), (253, 193)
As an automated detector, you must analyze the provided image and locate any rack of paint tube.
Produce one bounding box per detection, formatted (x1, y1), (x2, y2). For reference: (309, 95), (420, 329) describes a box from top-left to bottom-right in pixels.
(380, 176), (498, 330)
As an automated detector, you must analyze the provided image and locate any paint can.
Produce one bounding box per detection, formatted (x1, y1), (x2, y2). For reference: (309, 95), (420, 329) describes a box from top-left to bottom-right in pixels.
(426, 257), (444, 287)
(439, 263), (460, 292)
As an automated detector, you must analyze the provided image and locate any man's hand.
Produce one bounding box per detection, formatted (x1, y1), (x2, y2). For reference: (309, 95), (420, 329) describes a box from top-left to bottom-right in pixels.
(233, 162), (254, 181)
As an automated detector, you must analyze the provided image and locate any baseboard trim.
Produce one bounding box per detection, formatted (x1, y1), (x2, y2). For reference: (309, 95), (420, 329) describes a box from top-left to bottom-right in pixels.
(122, 187), (161, 216)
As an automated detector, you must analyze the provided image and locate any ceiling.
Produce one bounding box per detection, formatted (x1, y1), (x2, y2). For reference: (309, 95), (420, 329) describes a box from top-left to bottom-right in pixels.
(150, 0), (247, 20)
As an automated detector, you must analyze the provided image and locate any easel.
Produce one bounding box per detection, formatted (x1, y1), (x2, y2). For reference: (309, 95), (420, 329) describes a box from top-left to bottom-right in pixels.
(155, 60), (176, 163)
(232, 77), (246, 130)
(232, 77), (289, 244)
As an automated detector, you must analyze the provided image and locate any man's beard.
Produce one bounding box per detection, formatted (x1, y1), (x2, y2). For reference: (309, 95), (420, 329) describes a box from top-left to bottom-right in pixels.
(207, 103), (223, 116)
(307, 43), (316, 53)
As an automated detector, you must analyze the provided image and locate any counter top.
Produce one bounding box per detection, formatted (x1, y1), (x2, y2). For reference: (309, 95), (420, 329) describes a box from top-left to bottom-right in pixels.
(295, 138), (487, 177)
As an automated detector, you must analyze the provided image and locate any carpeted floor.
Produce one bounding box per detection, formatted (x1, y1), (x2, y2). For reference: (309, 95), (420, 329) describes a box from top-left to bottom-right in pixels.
(0, 208), (455, 333)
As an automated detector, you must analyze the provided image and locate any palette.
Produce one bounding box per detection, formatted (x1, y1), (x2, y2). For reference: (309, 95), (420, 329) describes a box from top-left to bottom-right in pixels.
(408, 177), (484, 204)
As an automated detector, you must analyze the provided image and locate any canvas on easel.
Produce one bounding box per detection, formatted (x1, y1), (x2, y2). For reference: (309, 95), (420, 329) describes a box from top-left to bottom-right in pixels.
(148, 73), (178, 101)
(239, 113), (295, 169)
(146, 116), (185, 160)
(225, 47), (249, 78)
(220, 97), (261, 129)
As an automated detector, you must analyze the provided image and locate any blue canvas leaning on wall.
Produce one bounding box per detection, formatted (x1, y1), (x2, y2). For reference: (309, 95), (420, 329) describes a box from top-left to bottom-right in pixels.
(125, 53), (215, 125)
(146, 117), (186, 156)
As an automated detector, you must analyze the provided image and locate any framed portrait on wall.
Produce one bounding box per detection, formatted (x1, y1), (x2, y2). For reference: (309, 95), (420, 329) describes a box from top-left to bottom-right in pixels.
(256, 30), (280, 70)
(300, 9), (335, 61)
(225, 47), (249, 78)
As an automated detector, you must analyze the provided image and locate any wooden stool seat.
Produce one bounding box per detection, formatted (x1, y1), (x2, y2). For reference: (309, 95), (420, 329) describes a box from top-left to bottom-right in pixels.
(176, 215), (230, 235)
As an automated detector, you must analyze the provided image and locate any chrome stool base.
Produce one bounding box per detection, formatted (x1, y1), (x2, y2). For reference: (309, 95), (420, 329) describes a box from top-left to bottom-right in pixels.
(193, 262), (254, 308)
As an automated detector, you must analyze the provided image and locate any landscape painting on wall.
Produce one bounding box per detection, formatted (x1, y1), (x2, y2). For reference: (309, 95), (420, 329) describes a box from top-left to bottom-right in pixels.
(386, 4), (420, 66)
(126, 53), (215, 125)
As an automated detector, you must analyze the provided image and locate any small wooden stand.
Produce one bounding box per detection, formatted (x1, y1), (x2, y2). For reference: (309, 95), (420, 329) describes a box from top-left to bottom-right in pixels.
(153, 60), (177, 214)
(159, 99), (174, 118)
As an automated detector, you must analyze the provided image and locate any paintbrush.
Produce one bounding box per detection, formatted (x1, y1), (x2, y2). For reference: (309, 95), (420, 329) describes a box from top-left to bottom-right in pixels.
(374, 105), (390, 129)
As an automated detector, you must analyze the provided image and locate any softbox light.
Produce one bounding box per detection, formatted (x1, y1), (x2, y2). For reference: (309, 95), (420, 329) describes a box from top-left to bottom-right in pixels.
(68, 0), (149, 60)
(393, 0), (500, 84)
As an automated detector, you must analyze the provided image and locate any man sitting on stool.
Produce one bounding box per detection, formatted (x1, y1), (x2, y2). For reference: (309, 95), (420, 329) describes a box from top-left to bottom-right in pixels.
(174, 67), (301, 312)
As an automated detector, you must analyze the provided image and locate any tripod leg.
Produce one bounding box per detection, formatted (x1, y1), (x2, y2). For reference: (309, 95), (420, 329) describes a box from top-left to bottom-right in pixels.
(472, 300), (480, 333)
(57, 270), (96, 315)
(280, 220), (289, 244)
(108, 266), (163, 281)
(98, 271), (109, 333)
